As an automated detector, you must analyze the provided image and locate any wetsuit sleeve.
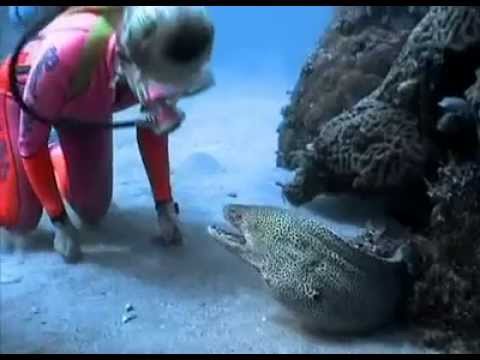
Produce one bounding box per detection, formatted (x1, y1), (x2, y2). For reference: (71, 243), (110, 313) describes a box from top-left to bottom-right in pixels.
(19, 45), (72, 220)
(115, 80), (173, 204)
(137, 128), (173, 204)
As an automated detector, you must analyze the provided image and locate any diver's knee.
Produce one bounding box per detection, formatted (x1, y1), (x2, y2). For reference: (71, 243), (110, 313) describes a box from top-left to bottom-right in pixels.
(71, 200), (111, 226)
(66, 183), (112, 226)
(3, 209), (43, 235)
(75, 209), (107, 226)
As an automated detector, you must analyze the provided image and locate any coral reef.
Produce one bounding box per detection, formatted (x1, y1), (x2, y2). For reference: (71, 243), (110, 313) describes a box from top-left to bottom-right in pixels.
(279, 7), (480, 229)
(278, 6), (480, 353)
(277, 6), (429, 170)
(407, 162), (480, 353)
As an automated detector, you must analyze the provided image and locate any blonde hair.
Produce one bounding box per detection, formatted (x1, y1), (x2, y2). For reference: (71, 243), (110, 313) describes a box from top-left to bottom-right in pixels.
(118, 6), (214, 86)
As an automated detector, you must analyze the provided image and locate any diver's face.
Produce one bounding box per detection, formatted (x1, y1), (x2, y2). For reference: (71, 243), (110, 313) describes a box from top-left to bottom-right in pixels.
(115, 50), (186, 135)
(135, 67), (215, 135)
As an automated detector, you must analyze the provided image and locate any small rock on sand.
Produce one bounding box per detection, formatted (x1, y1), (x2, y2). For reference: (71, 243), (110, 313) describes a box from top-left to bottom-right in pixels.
(176, 152), (225, 176)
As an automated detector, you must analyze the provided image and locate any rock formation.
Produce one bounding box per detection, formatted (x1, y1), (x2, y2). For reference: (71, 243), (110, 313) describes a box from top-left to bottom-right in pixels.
(277, 6), (429, 171)
(278, 6), (480, 353)
(278, 6), (480, 229)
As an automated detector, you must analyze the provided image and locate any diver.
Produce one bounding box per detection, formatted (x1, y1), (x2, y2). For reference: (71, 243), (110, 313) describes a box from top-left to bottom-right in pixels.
(0, 6), (215, 263)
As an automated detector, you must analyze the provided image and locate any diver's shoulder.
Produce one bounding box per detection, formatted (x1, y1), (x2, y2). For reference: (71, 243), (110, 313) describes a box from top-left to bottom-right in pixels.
(35, 14), (106, 68)
(47, 8), (103, 30)
(40, 10), (103, 47)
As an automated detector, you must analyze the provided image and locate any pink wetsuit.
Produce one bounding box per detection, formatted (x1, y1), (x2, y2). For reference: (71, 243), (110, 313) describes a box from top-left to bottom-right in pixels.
(2, 9), (173, 229)
(19, 12), (136, 156)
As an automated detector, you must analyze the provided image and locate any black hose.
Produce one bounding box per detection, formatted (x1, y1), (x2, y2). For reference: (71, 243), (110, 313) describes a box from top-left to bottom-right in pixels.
(7, 8), (141, 130)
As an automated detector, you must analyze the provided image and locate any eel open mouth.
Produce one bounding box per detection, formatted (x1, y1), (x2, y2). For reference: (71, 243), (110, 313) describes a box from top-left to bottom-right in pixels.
(207, 204), (253, 246)
(207, 224), (246, 246)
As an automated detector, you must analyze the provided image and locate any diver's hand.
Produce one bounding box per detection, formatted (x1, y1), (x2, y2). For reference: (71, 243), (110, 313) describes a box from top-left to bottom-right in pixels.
(52, 216), (83, 264)
(154, 201), (183, 247)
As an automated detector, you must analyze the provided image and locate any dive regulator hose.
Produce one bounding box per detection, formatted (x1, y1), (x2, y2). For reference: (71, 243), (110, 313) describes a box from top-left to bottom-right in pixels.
(7, 10), (141, 130)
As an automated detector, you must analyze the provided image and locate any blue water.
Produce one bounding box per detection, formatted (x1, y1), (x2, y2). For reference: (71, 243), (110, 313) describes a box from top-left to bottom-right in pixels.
(209, 6), (333, 85)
